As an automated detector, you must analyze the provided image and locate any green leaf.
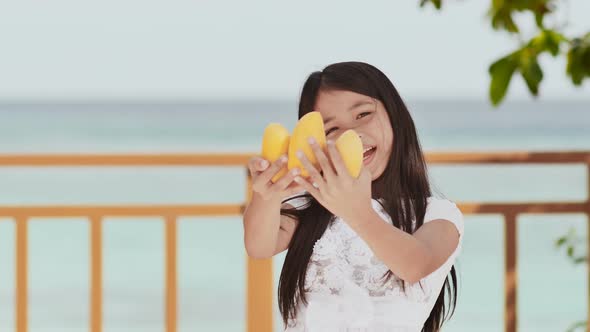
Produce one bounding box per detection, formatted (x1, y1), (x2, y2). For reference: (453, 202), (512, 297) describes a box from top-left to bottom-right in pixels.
(555, 236), (567, 247)
(490, 8), (519, 33)
(567, 50), (583, 85)
(518, 51), (543, 96)
(566, 33), (590, 85)
(574, 256), (587, 265)
(534, 12), (544, 29)
(419, 0), (442, 9)
(489, 54), (518, 105)
(567, 226), (577, 237)
(531, 29), (567, 56)
(567, 246), (574, 257)
(545, 30), (567, 56)
(565, 320), (587, 332)
(488, 0), (554, 34)
(532, 1), (553, 29)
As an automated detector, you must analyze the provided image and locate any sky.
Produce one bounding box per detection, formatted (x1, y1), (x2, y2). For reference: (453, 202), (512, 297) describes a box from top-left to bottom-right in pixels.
(0, 0), (589, 102)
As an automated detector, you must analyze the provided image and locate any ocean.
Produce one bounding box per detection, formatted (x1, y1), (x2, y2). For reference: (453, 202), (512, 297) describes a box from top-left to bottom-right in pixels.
(0, 99), (588, 332)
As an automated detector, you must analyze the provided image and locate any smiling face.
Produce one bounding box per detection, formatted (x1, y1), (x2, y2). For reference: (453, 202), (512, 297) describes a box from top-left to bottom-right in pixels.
(313, 89), (393, 180)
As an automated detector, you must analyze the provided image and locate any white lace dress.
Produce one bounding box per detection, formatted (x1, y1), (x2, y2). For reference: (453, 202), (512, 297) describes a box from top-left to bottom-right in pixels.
(283, 195), (464, 332)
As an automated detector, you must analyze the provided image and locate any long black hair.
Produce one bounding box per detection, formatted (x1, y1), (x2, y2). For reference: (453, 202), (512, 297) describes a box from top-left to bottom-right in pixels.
(278, 61), (458, 331)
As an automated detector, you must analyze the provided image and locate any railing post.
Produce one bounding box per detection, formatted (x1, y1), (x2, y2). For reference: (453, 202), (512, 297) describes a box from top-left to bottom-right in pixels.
(504, 213), (518, 332)
(587, 162), (590, 332)
(15, 216), (28, 332)
(165, 215), (178, 332)
(90, 215), (103, 332)
(245, 167), (274, 332)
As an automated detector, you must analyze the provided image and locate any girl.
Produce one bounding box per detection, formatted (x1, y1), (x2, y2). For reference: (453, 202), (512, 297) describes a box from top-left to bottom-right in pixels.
(243, 61), (464, 332)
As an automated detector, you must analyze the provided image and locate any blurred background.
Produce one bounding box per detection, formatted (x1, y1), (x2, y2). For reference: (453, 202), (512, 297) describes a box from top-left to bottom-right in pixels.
(0, 1), (589, 331)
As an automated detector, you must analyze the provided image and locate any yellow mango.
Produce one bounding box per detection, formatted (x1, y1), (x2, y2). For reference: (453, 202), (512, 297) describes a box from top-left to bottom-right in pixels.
(261, 123), (290, 182)
(335, 129), (363, 178)
(288, 112), (327, 177)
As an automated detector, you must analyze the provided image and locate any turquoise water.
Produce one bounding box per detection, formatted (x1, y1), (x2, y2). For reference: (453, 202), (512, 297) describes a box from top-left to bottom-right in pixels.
(0, 100), (588, 331)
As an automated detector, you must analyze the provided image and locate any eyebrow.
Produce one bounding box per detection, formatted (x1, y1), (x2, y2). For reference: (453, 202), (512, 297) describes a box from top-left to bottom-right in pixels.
(323, 100), (374, 125)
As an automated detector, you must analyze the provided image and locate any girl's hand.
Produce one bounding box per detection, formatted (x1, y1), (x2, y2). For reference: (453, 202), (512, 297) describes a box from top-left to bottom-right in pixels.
(293, 138), (372, 224)
(247, 155), (304, 202)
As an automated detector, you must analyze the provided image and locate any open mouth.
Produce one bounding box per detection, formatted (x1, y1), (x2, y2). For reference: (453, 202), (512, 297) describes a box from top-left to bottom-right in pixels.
(363, 146), (376, 165)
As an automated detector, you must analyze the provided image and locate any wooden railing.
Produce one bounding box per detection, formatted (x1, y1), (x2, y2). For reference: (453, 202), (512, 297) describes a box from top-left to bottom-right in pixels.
(0, 151), (588, 332)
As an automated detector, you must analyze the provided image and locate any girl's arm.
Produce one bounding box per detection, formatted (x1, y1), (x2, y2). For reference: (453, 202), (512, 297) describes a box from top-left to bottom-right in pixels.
(292, 140), (460, 281)
(243, 194), (299, 259)
(243, 154), (303, 259)
(350, 210), (460, 284)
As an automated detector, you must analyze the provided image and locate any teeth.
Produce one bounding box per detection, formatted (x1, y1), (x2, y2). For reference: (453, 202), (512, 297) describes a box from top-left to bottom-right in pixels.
(363, 146), (375, 153)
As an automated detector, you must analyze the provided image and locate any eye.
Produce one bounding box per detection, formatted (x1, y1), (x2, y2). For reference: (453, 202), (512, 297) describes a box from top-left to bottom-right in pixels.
(357, 112), (372, 119)
(325, 127), (337, 135)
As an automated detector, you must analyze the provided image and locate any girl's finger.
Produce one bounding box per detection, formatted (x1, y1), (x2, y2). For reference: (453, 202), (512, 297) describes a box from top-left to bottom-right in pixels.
(294, 176), (321, 201)
(272, 167), (300, 192)
(308, 138), (336, 180)
(247, 157), (261, 175)
(285, 183), (305, 197)
(296, 150), (326, 191)
(248, 156), (269, 172)
(254, 155), (288, 188)
(258, 159), (270, 171)
(326, 140), (350, 178)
